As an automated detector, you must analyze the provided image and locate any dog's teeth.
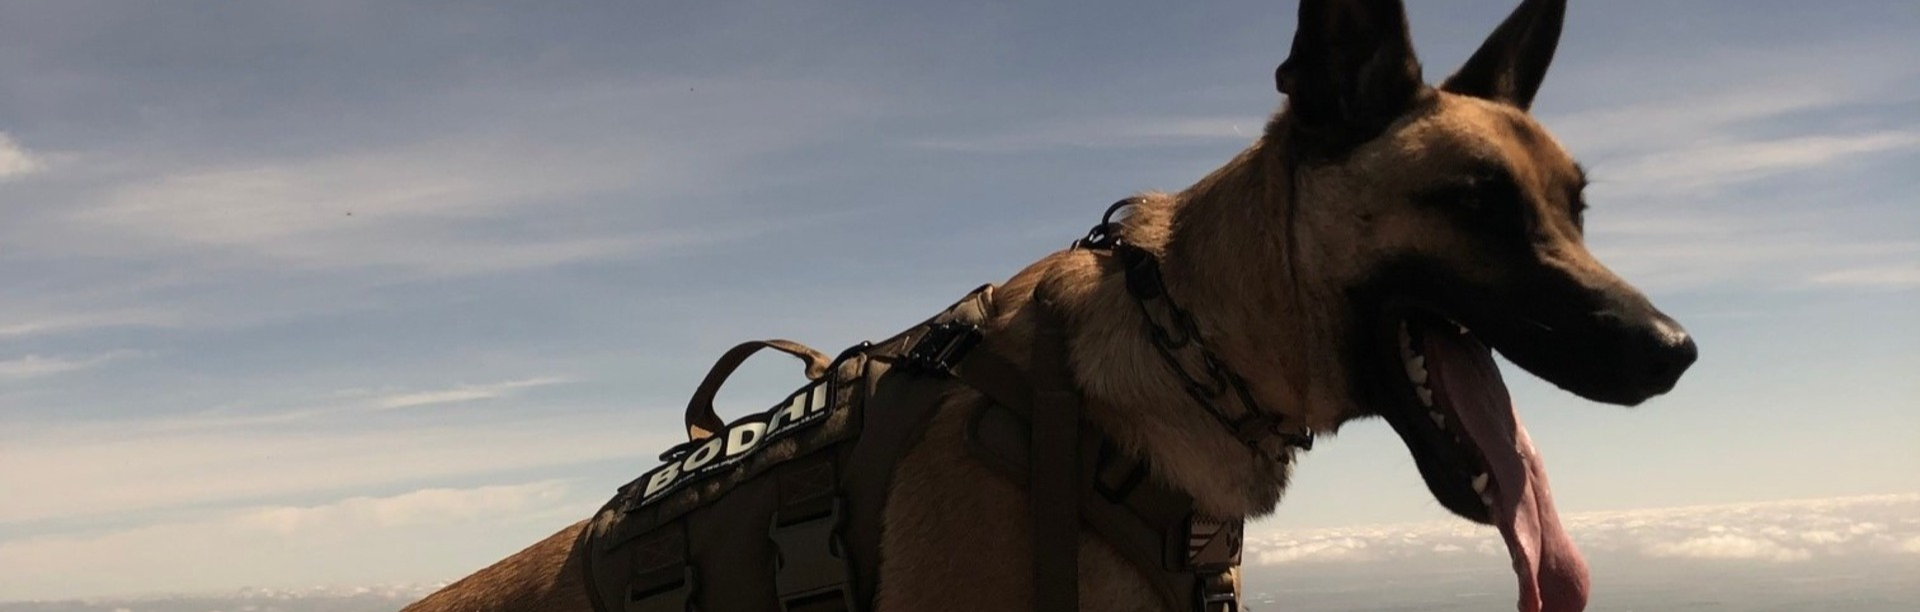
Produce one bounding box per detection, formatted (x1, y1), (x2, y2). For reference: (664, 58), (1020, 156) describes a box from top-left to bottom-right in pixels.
(1480, 492), (1496, 507)
(1472, 473), (1489, 494)
(1457, 322), (1471, 335)
(1406, 355), (1428, 385)
(1416, 386), (1434, 407)
(1398, 322), (1414, 356)
(1429, 411), (1446, 428)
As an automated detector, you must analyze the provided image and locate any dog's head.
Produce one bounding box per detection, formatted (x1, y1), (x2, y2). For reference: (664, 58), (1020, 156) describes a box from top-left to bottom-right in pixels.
(1257, 0), (1697, 523)
(1231, 2), (1696, 607)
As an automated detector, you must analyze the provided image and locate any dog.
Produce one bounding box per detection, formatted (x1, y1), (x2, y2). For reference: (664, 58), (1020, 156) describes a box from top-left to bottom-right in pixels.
(399, 1), (1696, 611)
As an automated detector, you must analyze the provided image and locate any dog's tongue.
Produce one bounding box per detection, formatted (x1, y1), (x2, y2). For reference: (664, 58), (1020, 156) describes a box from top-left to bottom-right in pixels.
(1425, 328), (1590, 612)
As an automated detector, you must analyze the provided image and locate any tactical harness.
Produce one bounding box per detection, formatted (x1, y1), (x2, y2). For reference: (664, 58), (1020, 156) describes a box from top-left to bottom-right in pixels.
(579, 201), (1313, 612)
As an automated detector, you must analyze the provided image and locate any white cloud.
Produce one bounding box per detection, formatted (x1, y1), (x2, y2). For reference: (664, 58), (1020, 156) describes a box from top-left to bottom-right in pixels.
(1808, 266), (1920, 288)
(3, 76), (880, 285)
(371, 377), (573, 410)
(1644, 534), (1811, 563)
(127, 376), (584, 430)
(0, 411), (675, 524)
(1252, 536), (1379, 565)
(61, 143), (649, 276)
(0, 351), (135, 379)
(234, 481), (573, 535)
(1245, 494), (1920, 567)
(0, 132), (44, 180)
(1596, 130), (1920, 196)
(0, 309), (178, 338)
(0, 481), (593, 601)
(1519, 42), (1920, 294)
(1546, 86), (1855, 160)
(1590, 231), (1920, 293)
(911, 114), (1261, 152)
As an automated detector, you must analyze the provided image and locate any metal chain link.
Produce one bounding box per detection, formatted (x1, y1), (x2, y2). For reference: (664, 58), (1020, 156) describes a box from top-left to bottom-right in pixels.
(1077, 200), (1314, 459)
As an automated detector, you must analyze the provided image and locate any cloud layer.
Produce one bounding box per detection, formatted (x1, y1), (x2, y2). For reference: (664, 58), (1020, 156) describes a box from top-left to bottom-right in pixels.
(0, 133), (43, 180)
(1247, 494), (1920, 567)
(0, 481), (595, 600)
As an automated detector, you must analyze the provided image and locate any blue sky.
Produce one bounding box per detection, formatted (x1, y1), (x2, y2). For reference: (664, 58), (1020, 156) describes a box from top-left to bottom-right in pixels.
(1, 0), (1916, 601)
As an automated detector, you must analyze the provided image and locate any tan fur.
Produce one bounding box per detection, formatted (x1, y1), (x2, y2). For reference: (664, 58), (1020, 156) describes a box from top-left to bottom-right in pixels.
(402, 520), (593, 612)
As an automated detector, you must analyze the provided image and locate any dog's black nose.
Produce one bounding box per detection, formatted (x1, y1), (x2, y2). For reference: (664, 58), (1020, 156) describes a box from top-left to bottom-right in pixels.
(1621, 316), (1697, 398)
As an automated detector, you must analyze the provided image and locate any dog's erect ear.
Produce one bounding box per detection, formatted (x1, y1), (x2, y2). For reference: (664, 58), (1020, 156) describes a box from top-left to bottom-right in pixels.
(1441, 0), (1567, 110)
(1275, 0), (1426, 155)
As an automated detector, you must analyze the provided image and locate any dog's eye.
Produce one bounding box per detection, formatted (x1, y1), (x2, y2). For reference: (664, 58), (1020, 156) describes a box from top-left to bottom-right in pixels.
(1424, 173), (1521, 215)
(1418, 171), (1534, 244)
(1568, 186), (1589, 231)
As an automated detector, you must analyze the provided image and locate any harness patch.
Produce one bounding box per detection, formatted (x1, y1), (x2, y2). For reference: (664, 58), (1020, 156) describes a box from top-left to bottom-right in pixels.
(633, 380), (835, 508)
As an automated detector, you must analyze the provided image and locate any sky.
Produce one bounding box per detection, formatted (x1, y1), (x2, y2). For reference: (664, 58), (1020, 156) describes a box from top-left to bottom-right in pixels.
(1, 0), (1917, 602)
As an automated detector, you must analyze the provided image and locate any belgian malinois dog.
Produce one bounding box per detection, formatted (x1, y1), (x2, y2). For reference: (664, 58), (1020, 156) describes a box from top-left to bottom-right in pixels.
(401, 0), (1697, 611)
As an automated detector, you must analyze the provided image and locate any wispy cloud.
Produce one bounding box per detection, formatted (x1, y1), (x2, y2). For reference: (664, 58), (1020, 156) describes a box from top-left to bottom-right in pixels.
(0, 411), (672, 525)
(911, 115), (1262, 152)
(1643, 534), (1813, 562)
(125, 376), (585, 431)
(57, 141), (649, 276)
(1595, 130), (1920, 196)
(0, 133), (43, 181)
(0, 585), (445, 612)
(235, 481), (577, 534)
(0, 481), (592, 600)
(1531, 45), (1920, 294)
(0, 351), (134, 380)
(371, 377), (573, 410)
(1807, 266), (1920, 289)
(0, 309), (178, 338)
(1546, 86), (1861, 159)
(1591, 232), (1920, 293)
(1246, 494), (1920, 567)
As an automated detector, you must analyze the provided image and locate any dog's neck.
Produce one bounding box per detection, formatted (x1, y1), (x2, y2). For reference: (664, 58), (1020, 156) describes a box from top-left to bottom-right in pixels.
(1014, 132), (1326, 519)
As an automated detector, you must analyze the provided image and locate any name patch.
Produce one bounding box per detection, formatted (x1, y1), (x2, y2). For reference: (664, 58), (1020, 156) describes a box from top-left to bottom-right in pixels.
(631, 380), (835, 508)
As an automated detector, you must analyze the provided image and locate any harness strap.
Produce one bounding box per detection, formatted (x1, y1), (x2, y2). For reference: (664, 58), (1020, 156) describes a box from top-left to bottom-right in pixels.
(968, 401), (1236, 611)
(685, 340), (832, 441)
(1028, 295), (1081, 612)
(939, 295), (1240, 612)
(876, 292), (1088, 611)
(840, 285), (1000, 610)
(769, 455), (856, 612)
(622, 523), (698, 612)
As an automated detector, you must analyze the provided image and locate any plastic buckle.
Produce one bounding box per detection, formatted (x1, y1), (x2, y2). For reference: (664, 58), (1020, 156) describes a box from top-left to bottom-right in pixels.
(626, 565), (696, 612)
(903, 322), (982, 374)
(770, 498), (858, 612)
(1091, 441), (1146, 505)
(1195, 570), (1238, 612)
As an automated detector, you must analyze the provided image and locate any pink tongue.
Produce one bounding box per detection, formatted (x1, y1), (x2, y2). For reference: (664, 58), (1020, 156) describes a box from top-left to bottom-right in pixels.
(1425, 328), (1590, 612)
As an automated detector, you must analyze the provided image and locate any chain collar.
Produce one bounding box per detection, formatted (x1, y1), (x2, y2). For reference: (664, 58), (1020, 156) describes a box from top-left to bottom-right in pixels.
(1075, 199), (1315, 462)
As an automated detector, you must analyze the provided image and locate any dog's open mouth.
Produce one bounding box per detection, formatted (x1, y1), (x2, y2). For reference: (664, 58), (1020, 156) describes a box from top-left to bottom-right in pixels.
(1384, 312), (1591, 612)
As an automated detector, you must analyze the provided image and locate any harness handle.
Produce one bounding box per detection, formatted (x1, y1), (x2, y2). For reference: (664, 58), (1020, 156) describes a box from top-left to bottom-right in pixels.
(685, 339), (831, 441)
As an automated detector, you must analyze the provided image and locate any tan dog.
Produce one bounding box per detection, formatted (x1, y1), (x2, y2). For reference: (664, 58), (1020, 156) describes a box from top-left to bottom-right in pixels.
(402, 0), (1696, 611)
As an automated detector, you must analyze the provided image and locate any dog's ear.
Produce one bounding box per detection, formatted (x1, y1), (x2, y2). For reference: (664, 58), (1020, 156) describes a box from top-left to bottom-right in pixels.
(1275, 0), (1426, 156)
(1441, 0), (1567, 110)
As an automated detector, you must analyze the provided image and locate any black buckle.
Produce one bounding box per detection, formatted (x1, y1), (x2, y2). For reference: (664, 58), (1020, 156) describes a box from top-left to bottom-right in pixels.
(770, 498), (858, 612)
(903, 322), (982, 374)
(1091, 441), (1146, 505)
(1195, 570), (1238, 612)
(626, 564), (696, 612)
